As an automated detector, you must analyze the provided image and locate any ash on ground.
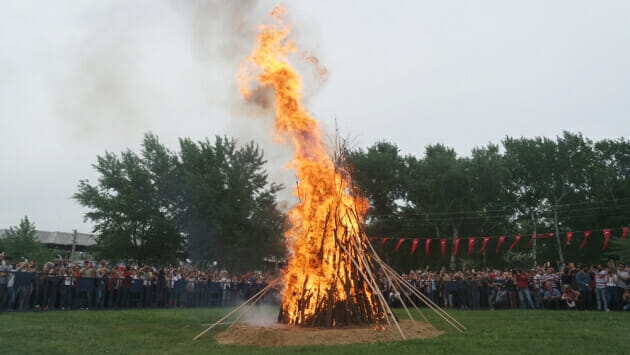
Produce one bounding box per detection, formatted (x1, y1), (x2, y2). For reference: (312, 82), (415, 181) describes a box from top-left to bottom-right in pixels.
(215, 320), (443, 347)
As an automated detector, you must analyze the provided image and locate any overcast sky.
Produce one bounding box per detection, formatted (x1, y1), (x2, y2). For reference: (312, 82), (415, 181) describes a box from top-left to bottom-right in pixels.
(1, 1), (629, 233)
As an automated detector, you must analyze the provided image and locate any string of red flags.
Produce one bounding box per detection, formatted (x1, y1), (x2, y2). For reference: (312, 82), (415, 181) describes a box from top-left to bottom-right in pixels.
(496, 236), (506, 253)
(508, 234), (521, 251)
(368, 226), (629, 257)
(579, 230), (591, 249)
(564, 232), (574, 249)
(467, 237), (476, 255)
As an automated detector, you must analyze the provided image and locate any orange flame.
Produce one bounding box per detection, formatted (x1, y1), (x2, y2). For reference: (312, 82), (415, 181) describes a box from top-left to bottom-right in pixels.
(239, 6), (381, 326)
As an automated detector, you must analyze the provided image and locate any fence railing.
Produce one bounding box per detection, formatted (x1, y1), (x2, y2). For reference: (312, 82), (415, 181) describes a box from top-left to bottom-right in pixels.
(0, 272), (276, 312)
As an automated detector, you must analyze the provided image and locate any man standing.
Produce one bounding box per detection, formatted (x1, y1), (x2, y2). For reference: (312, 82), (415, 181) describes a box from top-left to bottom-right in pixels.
(515, 270), (535, 309)
(594, 265), (609, 312)
(543, 282), (561, 309)
(575, 264), (593, 310)
(0, 255), (10, 310)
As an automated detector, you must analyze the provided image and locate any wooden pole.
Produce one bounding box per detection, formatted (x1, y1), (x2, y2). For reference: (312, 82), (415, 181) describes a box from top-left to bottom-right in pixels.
(193, 280), (278, 341)
(337, 243), (393, 327)
(229, 281), (276, 328)
(388, 271), (428, 323)
(357, 229), (465, 332)
(379, 262), (465, 332)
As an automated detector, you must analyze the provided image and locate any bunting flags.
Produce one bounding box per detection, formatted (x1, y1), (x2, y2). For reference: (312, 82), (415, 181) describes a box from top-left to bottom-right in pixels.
(479, 236), (490, 253)
(411, 238), (420, 255)
(579, 230), (591, 249)
(508, 235), (521, 251)
(602, 229), (611, 250)
(394, 238), (406, 251)
(367, 226), (629, 256)
(453, 238), (461, 256)
(496, 236), (506, 253)
(468, 237), (476, 255)
(565, 232), (574, 249)
(527, 233), (536, 248)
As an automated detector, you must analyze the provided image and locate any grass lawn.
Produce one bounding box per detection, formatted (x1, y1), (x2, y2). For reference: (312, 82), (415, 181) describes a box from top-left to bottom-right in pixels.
(0, 307), (627, 354)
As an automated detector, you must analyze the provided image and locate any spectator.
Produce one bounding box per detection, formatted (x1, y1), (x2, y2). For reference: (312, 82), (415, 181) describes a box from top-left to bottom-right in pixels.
(561, 284), (579, 310)
(606, 270), (620, 311)
(515, 270), (535, 309)
(594, 265), (609, 312)
(543, 282), (561, 309)
(575, 264), (593, 310)
(623, 289), (630, 311)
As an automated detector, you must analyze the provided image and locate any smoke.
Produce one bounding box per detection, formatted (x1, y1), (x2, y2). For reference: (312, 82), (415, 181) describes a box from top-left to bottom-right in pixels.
(241, 305), (281, 327)
(53, 1), (328, 207)
(54, 29), (146, 145)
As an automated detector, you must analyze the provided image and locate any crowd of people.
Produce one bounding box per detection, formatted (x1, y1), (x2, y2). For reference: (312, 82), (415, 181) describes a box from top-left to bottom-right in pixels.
(1, 253), (629, 313)
(0, 255), (278, 312)
(385, 262), (630, 312)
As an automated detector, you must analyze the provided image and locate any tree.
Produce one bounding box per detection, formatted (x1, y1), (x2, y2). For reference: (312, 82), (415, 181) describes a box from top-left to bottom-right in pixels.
(1, 216), (56, 265)
(75, 133), (286, 270)
(75, 133), (185, 265)
(177, 136), (285, 271)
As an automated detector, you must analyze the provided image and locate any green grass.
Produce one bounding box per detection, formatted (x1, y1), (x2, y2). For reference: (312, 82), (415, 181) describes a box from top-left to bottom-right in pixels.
(0, 307), (627, 354)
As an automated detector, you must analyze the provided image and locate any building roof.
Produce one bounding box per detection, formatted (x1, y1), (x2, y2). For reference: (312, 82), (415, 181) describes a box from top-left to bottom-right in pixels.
(0, 229), (97, 247)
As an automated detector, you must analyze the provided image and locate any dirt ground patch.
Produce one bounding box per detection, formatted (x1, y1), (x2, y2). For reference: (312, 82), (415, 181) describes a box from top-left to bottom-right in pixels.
(215, 320), (443, 347)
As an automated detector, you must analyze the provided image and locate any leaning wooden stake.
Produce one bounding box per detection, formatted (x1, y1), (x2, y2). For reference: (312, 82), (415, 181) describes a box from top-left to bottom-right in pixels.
(193, 281), (277, 341)
(382, 262), (466, 330)
(356, 229), (465, 333)
(379, 262), (466, 332)
(229, 281), (277, 329)
(388, 271), (428, 324)
(339, 243), (405, 339)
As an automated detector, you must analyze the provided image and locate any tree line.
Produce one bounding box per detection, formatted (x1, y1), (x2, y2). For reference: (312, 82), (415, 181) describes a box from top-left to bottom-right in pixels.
(73, 131), (629, 271)
(74, 134), (285, 271)
(348, 131), (630, 270)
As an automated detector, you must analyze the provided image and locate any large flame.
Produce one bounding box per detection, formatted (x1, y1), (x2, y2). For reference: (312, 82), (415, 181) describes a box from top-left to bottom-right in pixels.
(239, 6), (381, 326)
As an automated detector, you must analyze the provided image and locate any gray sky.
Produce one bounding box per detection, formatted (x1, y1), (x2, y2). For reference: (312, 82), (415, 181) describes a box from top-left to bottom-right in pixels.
(1, 1), (629, 233)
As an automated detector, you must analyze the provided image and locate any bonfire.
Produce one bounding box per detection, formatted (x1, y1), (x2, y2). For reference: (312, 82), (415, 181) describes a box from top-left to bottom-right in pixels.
(194, 6), (464, 344)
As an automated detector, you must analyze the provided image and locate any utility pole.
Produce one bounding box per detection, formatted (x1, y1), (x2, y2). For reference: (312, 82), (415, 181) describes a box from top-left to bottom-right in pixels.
(70, 229), (77, 261)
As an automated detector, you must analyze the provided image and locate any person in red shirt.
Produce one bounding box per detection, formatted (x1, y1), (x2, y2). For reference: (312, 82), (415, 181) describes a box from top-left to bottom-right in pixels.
(119, 266), (131, 308)
(515, 270), (535, 309)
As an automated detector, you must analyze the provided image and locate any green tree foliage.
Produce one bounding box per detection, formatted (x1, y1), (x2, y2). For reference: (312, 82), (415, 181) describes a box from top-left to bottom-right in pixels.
(177, 136), (284, 271)
(349, 132), (630, 270)
(1, 216), (56, 265)
(75, 134), (183, 265)
(75, 133), (285, 270)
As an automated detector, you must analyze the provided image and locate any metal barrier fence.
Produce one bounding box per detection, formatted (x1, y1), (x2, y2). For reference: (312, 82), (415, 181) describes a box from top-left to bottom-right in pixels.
(0, 272), (276, 312)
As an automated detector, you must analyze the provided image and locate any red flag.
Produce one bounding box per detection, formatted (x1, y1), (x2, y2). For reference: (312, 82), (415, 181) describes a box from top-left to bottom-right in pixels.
(564, 231), (574, 249)
(527, 233), (536, 248)
(509, 235), (522, 250)
(411, 238), (420, 255)
(579, 230), (591, 249)
(622, 227), (628, 240)
(496, 235), (506, 253)
(440, 238), (447, 258)
(395, 238), (406, 251)
(453, 238), (461, 256)
(468, 237), (476, 255)
(424, 238), (431, 256)
(369, 237), (376, 243)
(479, 236), (490, 253)
(602, 229), (611, 250)
(381, 237), (389, 246)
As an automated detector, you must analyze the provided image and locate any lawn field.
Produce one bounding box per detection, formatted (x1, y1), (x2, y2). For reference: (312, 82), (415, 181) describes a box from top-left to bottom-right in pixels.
(0, 307), (627, 354)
